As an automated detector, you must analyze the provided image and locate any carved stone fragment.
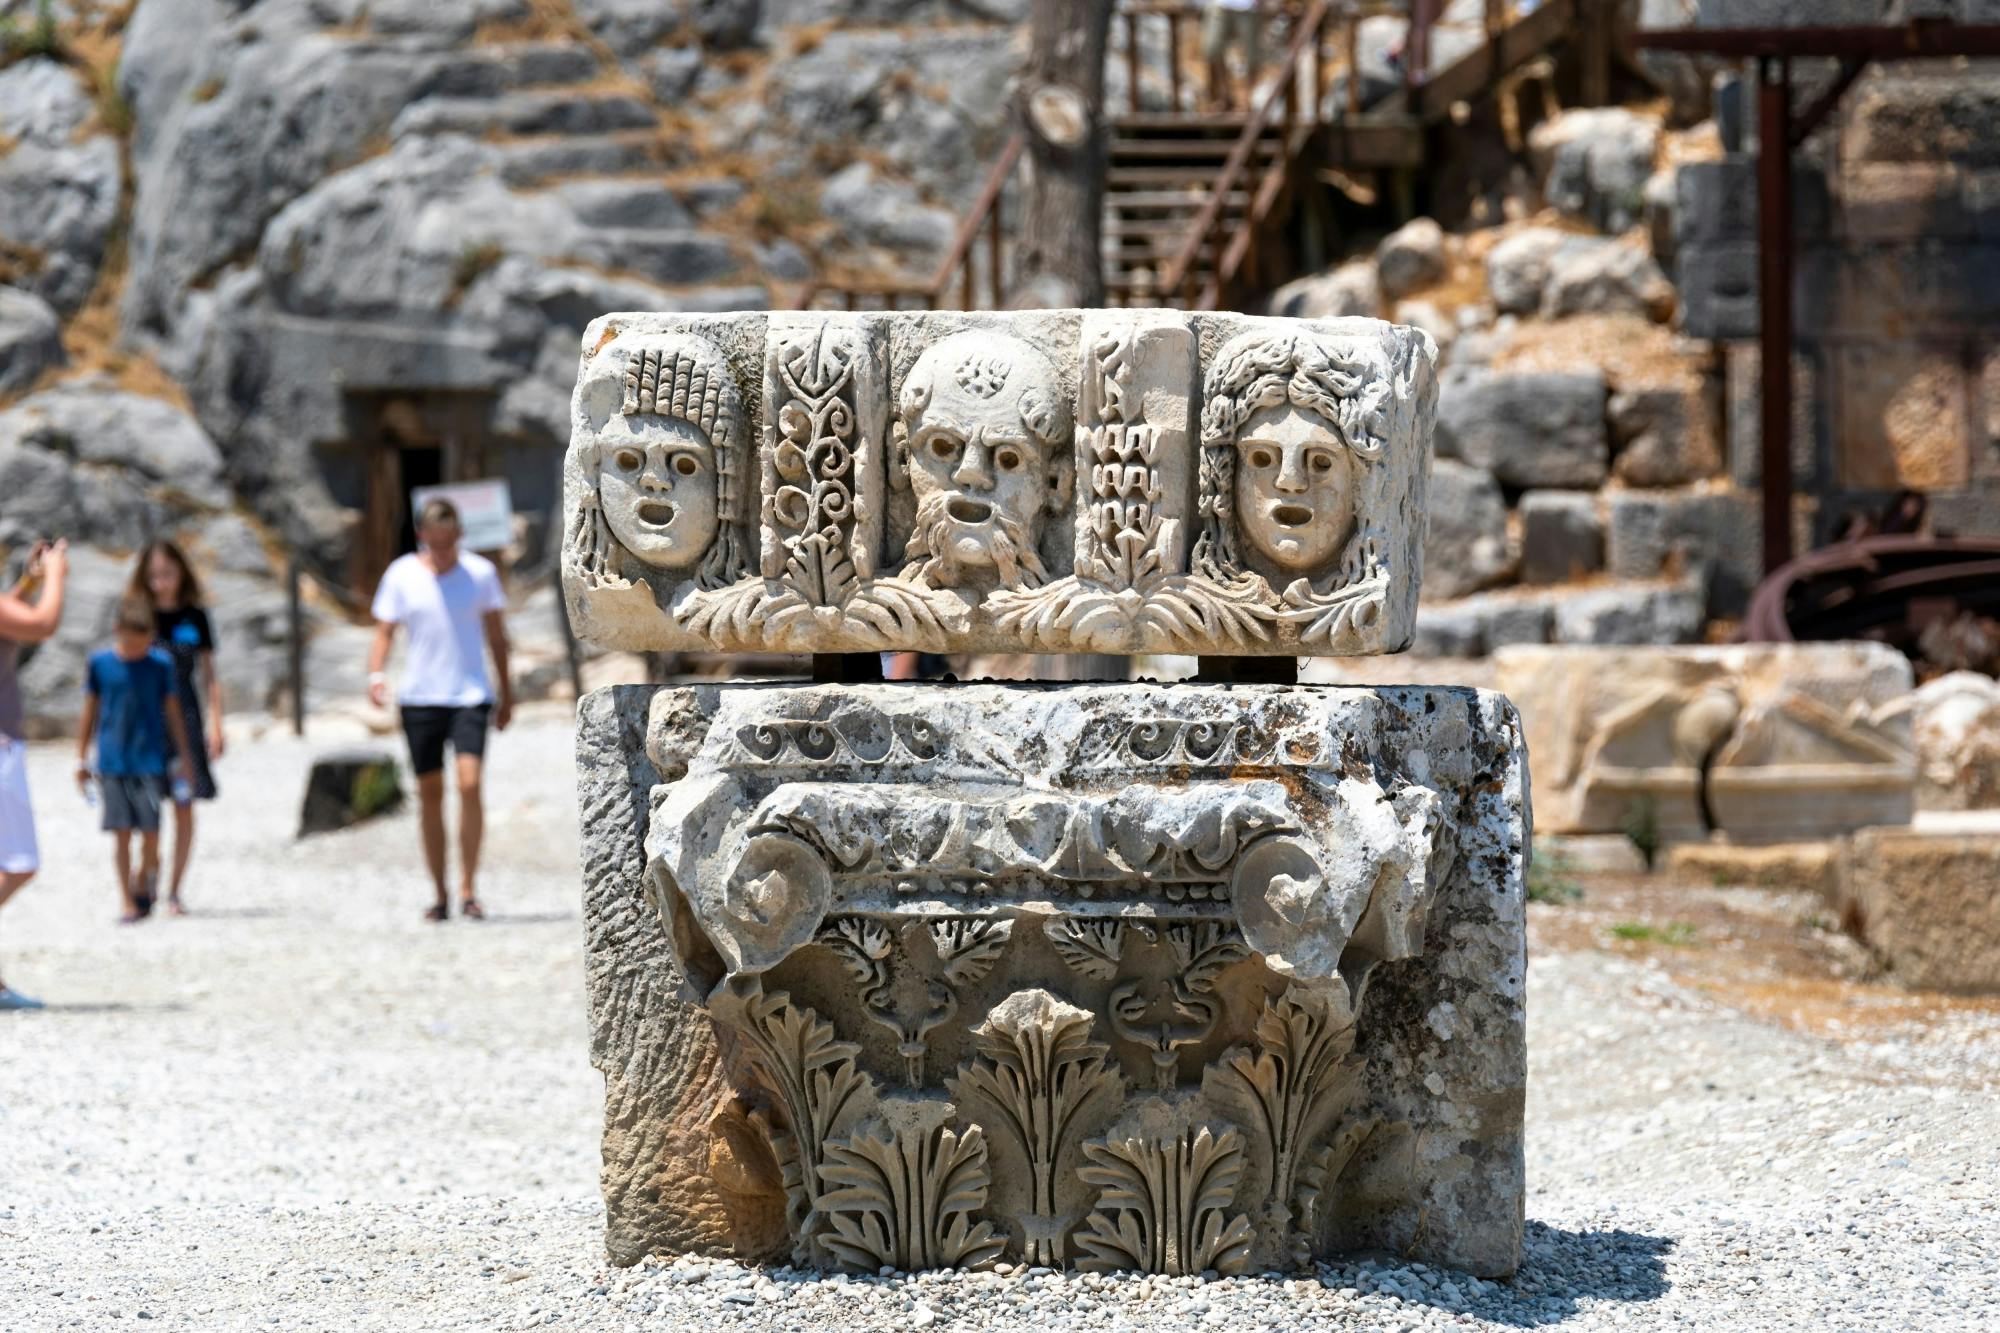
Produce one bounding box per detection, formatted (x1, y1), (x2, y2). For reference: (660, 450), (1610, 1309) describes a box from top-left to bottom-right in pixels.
(1495, 642), (1916, 840)
(568, 306), (1519, 1283)
(1073, 1124), (1257, 1276)
(819, 1118), (1006, 1273)
(563, 311), (1434, 656)
(583, 682), (1529, 1278)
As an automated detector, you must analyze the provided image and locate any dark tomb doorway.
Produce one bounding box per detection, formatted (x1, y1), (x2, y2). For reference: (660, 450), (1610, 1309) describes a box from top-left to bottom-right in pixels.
(343, 391), (497, 599)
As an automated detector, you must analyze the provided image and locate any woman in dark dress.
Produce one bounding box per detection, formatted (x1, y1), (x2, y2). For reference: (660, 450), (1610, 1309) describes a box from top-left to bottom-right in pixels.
(128, 541), (222, 915)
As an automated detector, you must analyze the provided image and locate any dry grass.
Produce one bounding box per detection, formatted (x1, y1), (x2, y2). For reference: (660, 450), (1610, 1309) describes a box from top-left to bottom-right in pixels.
(1392, 251), (1486, 318)
(788, 19), (836, 58)
(1533, 869), (2000, 1042)
(1661, 119), (1724, 170)
(0, 236), (46, 288)
(1488, 311), (1709, 392)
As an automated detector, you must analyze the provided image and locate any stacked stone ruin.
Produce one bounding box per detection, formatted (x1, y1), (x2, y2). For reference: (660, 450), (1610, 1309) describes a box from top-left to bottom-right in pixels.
(566, 310), (1529, 1278)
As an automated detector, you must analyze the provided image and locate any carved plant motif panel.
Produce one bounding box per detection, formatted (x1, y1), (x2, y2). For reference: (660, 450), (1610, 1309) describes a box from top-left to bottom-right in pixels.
(564, 310), (1435, 655)
(611, 682), (1529, 1277)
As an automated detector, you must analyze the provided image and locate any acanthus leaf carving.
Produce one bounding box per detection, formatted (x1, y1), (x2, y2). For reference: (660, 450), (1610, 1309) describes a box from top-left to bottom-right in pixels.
(929, 918), (1012, 987)
(818, 1122), (1006, 1273)
(944, 989), (1126, 1266)
(813, 916), (1009, 1088)
(1073, 1125), (1256, 1276)
(1106, 921), (1248, 1091)
(1201, 989), (1364, 1265)
(1045, 917), (1125, 981)
(711, 978), (876, 1267)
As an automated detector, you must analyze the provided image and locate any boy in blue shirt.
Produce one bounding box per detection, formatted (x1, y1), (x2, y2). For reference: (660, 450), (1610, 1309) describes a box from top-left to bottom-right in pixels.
(75, 599), (194, 922)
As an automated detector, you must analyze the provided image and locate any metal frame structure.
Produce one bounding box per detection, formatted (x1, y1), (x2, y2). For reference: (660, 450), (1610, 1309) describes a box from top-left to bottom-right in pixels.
(1634, 19), (2000, 576)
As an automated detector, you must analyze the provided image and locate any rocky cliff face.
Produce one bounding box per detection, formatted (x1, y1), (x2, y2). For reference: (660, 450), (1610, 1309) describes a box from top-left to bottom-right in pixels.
(110, 0), (1023, 561)
(0, 0), (1026, 727)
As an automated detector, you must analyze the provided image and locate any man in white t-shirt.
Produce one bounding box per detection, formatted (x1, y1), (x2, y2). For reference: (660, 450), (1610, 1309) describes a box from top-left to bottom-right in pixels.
(367, 499), (513, 922)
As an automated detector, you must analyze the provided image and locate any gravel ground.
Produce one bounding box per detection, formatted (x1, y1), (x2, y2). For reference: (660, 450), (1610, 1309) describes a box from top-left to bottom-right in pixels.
(3, 711), (1997, 1331)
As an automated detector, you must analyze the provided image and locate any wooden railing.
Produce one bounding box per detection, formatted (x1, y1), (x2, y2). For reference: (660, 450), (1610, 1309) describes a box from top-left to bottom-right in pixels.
(1159, 0), (1335, 308)
(798, 0), (1600, 313)
(1116, 1), (1299, 114)
(795, 133), (1023, 312)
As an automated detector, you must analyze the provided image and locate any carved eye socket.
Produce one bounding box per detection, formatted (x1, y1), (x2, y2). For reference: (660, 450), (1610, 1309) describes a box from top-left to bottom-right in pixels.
(673, 454), (700, 477)
(1308, 450), (1335, 474)
(1247, 446), (1276, 470)
(929, 437), (957, 460)
(994, 448), (1022, 472)
(613, 448), (643, 472)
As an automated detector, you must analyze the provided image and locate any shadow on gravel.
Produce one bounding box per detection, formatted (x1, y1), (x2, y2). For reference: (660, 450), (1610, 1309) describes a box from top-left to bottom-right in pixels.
(1311, 1221), (1672, 1326)
(33, 1001), (191, 1015)
(476, 910), (576, 926)
(184, 908), (284, 920)
(1481, 1221), (1674, 1326)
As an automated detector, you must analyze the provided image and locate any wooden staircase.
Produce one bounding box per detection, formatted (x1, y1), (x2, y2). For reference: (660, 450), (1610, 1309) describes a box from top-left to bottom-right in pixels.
(800, 0), (1613, 314)
(1102, 112), (1273, 304)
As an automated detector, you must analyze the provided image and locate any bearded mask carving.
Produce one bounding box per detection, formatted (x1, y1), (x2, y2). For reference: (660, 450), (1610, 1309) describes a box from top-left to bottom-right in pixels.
(894, 332), (1072, 592)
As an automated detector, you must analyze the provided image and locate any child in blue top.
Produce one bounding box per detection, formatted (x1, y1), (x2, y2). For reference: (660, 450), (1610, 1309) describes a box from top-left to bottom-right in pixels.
(75, 598), (194, 923)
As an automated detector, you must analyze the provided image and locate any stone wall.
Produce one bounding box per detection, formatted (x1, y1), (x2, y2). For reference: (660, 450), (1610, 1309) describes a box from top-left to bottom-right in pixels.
(1675, 41), (2000, 550)
(1278, 12), (2000, 656)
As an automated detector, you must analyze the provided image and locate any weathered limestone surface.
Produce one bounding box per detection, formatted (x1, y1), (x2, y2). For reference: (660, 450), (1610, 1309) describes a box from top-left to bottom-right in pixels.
(579, 687), (763, 1266)
(1896, 671), (2000, 811)
(1841, 830), (2000, 995)
(579, 682), (1528, 1278)
(1496, 643), (1916, 841)
(563, 310), (1437, 656)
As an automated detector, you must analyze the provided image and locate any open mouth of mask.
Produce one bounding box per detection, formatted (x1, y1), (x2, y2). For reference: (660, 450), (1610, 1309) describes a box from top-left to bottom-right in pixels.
(1271, 503), (1313, 528)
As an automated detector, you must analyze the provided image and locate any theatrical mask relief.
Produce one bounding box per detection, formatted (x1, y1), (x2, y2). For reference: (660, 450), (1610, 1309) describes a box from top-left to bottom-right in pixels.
(567, 314), (1525, 1281)
(563, 310), (1436, 655)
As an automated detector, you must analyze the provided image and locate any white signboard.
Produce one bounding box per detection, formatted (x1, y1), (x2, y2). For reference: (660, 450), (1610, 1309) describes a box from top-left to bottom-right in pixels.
(411, 479), (514, 553)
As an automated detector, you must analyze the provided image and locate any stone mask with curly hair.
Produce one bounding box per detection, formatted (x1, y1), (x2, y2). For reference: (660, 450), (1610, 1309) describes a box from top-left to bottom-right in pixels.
(1193, 330), (1391, 591)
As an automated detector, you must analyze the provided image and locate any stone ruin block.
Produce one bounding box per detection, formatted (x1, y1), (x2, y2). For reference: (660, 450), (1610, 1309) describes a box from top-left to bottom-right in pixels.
(579, 682), (1528, 1278)
(567, 311), (1527, 1282)
(1495, 642), (1915, 842)
(563, 309), (1438, 657)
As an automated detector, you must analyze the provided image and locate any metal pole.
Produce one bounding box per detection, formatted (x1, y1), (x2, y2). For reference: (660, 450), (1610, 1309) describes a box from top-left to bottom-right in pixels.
(1126, 13), (1143, 112)
(555, 573), (583, 703)
(1581, 0), (1612, 107)
(1756, 54), (1794, 575)
(287, 555), (305, 737)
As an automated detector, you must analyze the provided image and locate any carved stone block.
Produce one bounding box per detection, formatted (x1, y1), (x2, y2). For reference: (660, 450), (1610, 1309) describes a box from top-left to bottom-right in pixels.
(580, 682), (1528, 1278)
(564, 311), (1437, 656)
(1495, 642), (1916, 840)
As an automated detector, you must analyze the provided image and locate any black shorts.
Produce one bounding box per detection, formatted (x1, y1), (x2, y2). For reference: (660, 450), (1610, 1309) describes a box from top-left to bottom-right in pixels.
(398, 704), (491, 776)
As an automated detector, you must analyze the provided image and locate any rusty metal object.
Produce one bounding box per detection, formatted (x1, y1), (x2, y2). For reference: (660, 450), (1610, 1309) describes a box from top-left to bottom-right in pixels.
(1741, 536), (2000, 653)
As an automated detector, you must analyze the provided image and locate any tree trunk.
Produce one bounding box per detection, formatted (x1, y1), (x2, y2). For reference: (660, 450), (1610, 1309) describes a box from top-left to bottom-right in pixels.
(1013, 0), (1114, 309)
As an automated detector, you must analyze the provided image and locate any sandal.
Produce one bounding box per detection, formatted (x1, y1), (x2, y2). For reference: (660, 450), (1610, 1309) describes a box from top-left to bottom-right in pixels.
(458, 898), (486, 921)
(423, 903), (449, 922)
(167, 897), (187, 917)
